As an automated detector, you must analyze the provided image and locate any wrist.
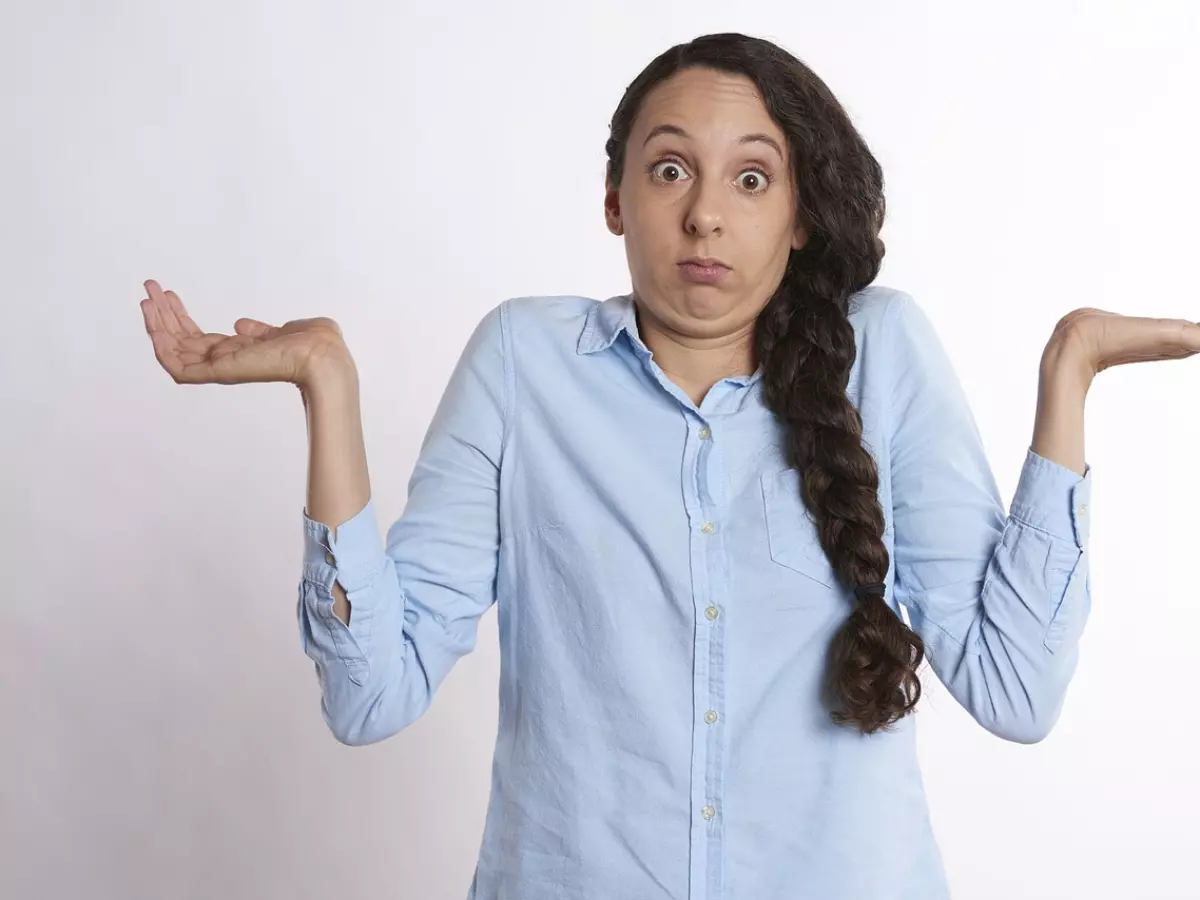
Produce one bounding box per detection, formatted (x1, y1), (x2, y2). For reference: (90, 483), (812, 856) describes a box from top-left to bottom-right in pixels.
(1040, 331), (1094, 396)
(1032, 336), (1091, 478)
(298, 341), (359, 396)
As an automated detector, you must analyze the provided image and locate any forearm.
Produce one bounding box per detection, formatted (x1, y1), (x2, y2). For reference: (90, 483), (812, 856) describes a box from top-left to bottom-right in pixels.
(1030, 336), (1093, 478)
(301, 357), (372, 625)
(916, 341), (1094, 742)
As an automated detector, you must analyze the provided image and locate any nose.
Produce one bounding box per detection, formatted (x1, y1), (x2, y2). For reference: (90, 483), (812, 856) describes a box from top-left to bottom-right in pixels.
(683, 176), (724, 238)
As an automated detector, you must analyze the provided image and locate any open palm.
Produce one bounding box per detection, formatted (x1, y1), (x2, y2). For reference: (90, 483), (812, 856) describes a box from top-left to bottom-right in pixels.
(140, 279), (349, 386)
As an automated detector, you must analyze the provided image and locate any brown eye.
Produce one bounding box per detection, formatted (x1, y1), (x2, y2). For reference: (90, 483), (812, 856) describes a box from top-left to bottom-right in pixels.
(738, 169), (771, 193)
(651, 160), (690, 183)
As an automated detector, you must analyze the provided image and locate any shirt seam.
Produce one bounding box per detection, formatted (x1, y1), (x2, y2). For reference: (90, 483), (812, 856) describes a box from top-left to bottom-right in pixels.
(498, 299), (513, 466)
(881, 289), (909, 486)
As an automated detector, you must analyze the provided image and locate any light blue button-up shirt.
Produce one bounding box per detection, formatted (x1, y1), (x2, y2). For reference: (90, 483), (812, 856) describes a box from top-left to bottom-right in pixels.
(298, 285), (1092, 900)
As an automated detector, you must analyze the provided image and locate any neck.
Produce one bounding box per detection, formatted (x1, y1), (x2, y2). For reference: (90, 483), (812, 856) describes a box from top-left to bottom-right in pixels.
(633, 299), (758, 393)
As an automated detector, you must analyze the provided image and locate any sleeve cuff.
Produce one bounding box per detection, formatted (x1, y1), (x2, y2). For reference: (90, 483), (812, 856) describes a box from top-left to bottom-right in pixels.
(302, 497), (388, 592)
(1009, 447), (1091, 548)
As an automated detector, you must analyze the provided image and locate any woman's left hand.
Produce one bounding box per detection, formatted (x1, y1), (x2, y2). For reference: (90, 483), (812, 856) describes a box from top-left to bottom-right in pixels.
(1046, 307), (1200, 384)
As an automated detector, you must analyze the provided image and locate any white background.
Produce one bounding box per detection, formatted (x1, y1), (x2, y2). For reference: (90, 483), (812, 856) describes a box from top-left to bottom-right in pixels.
(3, 1), (1198, 898)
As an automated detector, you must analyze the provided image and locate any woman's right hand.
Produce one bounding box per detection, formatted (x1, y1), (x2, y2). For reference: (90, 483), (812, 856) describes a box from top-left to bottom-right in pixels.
(140, 279), (353, 387)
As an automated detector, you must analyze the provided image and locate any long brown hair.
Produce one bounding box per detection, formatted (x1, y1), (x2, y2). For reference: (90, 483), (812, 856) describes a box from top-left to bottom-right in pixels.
(604, 33), (924, 734)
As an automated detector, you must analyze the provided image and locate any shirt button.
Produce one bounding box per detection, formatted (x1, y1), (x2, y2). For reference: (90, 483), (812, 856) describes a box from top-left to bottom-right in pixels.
(1079, 503), (1089, 515)
(704, 710), (718, 724)
(705, 606), (720, 620)
(325, 550), (335, 565)
(701, 521), (716, 534)
(701, 805), (716, 820)
(698, 426), (712, 440)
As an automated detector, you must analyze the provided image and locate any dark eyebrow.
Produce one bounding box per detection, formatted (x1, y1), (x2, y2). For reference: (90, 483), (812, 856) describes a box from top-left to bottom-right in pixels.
(642, 123), (785, 161)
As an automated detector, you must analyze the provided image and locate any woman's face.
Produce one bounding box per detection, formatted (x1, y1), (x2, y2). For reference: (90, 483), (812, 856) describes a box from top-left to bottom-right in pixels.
(606, 67), (809, 343)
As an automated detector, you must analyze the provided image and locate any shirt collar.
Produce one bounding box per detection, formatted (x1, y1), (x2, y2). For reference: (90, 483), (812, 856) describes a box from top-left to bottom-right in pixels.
(577, 293), (763, 387)
(577, 292), (639, 356)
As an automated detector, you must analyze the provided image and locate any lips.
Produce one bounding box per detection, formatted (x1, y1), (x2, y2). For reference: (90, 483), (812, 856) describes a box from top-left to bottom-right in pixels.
(679, 256), (730, 269)
(678, 258), (731, 284)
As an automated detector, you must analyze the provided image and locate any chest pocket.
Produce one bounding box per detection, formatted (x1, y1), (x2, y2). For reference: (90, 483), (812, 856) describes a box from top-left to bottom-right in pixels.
(759, 467), (840, 589)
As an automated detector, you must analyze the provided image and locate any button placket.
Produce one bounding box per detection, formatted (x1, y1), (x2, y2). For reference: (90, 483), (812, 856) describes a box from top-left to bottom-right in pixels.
(693, 418), (725, 874)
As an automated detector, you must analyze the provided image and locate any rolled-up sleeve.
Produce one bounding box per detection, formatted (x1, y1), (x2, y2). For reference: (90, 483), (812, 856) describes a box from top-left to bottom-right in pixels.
(884, 292), (1092, 743)
(297, 301), (509, 746)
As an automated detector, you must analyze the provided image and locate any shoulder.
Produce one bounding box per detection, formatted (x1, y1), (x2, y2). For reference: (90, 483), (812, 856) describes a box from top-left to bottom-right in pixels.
(847, 282), (917, 326)
(461, 294), (597, 343)
(481, 294), (599, 339)
(494, 293), (613, 348)
(847, 283), (945, 358)
(499, 294), (598, 320)
(466, 295), (609, 373)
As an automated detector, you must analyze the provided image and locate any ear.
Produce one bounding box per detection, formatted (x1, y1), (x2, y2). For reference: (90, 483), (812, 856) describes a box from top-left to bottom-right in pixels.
(604, 166), (623, 236)
(604, 189), (623, 236)
(791, 222), (809, 251)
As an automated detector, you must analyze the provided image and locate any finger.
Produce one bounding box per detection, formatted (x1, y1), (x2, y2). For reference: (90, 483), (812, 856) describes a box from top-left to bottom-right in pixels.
(1146, 318), (1200, 356)
(165, 290), (203, 338)
(140, 297), (160, 334)
(234, 318), (277, 338)
(142, 297), (180, 354)
(146, 281), (184, 336)
(1176, 320), (1200, 353)
(1102, 319), (1200, 368)
(142, 285), (189, 380)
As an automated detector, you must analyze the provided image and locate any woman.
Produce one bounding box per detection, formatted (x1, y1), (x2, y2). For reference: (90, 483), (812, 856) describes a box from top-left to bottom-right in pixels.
(141, 31), (1199, 900)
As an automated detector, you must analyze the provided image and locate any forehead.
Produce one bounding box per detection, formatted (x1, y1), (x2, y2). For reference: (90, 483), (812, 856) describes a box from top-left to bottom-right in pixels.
(632, 68), (783, 146)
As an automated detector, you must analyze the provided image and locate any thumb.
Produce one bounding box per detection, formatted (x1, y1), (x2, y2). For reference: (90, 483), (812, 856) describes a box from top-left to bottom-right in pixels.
(233, 318), (275, 337)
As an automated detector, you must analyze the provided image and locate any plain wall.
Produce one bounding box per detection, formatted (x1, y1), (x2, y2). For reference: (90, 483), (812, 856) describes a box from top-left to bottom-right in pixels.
(3, 1), (1199, 898)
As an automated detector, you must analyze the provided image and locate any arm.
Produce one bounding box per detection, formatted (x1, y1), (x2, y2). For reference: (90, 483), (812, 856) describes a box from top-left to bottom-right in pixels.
(885, 293), (1092, 743)
(300, 360), (371, 627)
(296, 303), (509, 746)
(1030, 335), (1091, 478)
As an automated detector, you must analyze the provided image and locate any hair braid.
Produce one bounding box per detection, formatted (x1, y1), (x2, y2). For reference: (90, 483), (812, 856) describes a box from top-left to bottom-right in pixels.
(758, 278), (925, 733)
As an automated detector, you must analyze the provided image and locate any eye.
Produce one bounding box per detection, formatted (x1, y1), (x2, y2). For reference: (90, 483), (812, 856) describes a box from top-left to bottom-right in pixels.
(649, 159), (690, 183)
(738, 168), (774, 194)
